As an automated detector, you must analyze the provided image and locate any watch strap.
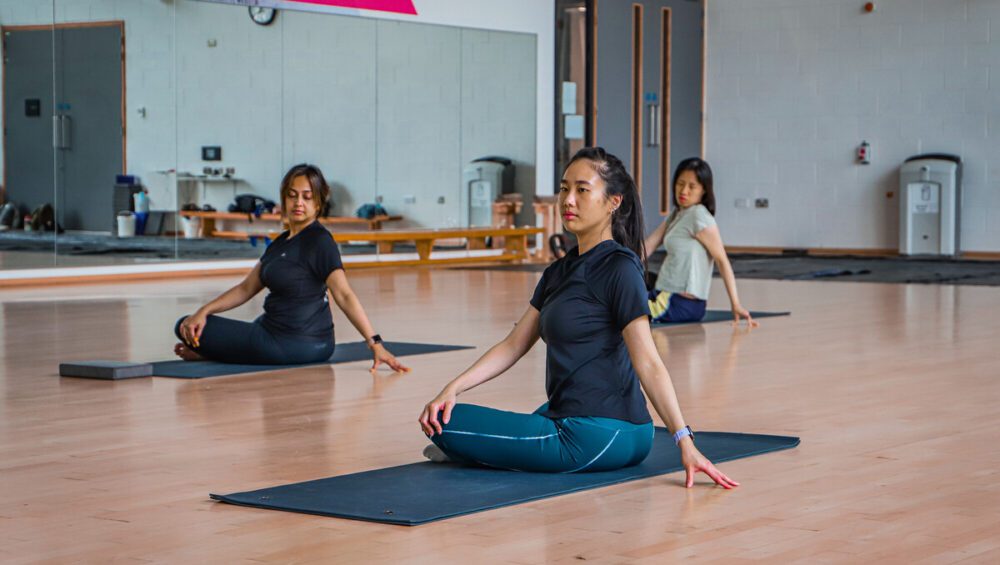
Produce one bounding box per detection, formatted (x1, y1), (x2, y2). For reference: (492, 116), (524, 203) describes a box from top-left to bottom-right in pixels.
(672, 425), (694, 445)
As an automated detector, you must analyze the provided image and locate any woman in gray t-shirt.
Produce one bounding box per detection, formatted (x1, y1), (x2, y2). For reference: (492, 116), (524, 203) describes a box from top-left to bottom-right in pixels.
(644, 158), (756, 325)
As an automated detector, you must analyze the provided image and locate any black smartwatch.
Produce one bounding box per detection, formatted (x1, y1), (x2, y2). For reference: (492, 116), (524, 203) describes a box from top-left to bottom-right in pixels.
(368, 334), (384, 348)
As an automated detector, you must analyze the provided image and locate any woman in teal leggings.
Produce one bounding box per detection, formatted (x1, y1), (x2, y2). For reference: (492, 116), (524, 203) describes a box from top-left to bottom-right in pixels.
(419, 148), (738, 488)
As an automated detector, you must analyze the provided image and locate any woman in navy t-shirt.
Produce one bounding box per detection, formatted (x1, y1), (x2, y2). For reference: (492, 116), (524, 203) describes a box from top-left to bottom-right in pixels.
(173, 164), (407, 372)
(418, 148), (737, 487)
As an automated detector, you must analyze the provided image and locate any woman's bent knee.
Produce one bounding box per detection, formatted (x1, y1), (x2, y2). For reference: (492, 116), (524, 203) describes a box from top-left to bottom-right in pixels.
(173, 315), (189, 340)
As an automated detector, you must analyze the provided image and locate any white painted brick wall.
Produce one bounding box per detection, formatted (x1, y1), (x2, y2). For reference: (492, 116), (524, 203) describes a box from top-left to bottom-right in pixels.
(280, 12), (377, 219)
(376, 20), (461, 228)
(460, 29), (537, 226)
(707, 0), (1000, 252)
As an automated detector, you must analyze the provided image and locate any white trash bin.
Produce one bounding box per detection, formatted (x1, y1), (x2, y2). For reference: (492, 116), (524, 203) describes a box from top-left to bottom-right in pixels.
(181, 216), (202, 239)
(899, 154), (961, 256)
(116, 211), (136, 238)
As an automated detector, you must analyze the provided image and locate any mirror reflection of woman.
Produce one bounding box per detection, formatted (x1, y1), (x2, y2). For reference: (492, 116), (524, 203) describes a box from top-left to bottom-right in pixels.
(645, 158), (757, 326)
(173, 163), (408, 373)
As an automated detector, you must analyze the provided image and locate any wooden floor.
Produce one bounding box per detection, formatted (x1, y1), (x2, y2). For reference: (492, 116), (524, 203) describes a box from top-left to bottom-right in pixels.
(1, 268), (999, 563)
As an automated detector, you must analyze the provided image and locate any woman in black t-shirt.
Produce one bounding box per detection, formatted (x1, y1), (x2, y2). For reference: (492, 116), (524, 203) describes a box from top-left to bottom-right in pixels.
(419, 148), (737, 486)
(173, 164), (407, 372)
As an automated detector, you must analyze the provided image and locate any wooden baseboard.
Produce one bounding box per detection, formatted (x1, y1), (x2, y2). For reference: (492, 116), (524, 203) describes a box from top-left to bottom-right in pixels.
(0, 255), (531, 288)
(961, 251), (1000, 261)
(723, 246), (785, 256)
(724, 246), (899, 257)
(0, 268), (252, 288)
(806, 247), (898, 257)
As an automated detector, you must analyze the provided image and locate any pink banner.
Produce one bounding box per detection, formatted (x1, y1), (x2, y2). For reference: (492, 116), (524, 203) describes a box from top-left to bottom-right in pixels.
(287, 0), (417, 15)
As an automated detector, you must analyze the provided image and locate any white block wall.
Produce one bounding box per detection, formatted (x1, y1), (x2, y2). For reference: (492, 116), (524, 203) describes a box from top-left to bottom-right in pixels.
(461, 29), (538, 226)
(707, 0), (1000, 253)
(0, 0), (546, 230)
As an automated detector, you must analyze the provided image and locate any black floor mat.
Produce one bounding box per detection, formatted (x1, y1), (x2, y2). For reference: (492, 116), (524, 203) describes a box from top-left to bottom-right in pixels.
(455, 252), (1000, 286)
(717, 254), (1000, 286)
(211, 429), (799, 526)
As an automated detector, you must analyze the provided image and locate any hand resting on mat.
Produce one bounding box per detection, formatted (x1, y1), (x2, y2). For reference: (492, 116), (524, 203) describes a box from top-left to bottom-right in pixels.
(731, 303), (758, 328)
(369, 341), (409, 373)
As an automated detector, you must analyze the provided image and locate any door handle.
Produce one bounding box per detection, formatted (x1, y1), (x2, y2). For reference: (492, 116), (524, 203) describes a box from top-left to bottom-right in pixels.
(646, 102), (660, 147)
(52, 114), (71, 149)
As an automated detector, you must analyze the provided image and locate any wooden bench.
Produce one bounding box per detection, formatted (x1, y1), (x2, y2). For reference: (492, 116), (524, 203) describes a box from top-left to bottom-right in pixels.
(336, 227), (544, 266)
(189, 222), (543, 267)
(179, 210), (401, 238)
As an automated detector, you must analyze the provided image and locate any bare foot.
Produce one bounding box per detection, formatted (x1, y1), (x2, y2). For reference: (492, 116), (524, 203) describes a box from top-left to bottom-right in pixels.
(174, 342), (205, 361)
(422, 444), (452, 463)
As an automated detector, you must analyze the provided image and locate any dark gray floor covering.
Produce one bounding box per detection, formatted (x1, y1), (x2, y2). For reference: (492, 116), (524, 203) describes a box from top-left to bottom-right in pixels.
(453, 252), (1000, 286)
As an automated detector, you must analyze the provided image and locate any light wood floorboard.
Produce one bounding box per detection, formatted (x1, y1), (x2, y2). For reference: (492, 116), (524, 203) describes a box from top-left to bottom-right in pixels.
(1, 269), (998, 563)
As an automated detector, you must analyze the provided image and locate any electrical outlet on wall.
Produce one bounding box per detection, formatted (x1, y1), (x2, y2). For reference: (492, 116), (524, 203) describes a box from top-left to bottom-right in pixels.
(735, 198), (752, 209)
(755, 198), (769, 209)
(403, 195), (416, 204)
(437, 196), (446, 204)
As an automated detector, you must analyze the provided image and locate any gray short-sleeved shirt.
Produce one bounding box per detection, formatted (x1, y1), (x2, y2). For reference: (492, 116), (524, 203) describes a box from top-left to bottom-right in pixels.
(654, 204), (717, 300)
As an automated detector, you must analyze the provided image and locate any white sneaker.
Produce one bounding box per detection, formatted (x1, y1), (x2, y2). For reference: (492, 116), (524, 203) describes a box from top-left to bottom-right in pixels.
(422, 444), (451, 463)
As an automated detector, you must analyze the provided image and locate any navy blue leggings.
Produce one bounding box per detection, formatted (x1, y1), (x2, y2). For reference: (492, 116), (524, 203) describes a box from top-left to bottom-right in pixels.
(430, 403), (654, 473)
(647, 290), (707, 323)
(174, 315), (334, 365)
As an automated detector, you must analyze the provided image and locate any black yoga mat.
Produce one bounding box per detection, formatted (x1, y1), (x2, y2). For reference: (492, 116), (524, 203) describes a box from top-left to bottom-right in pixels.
(211, 429), (799, 526)
(149, 341), (474, 379)
(652, 310), (790, 326)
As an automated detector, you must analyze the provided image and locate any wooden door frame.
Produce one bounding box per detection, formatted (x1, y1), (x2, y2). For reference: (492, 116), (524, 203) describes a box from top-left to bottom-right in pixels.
(1, 20), (126, 203)
(630, 3), (643, 191)
(585, 0), (706, 213)
(659, 6), (672, 216)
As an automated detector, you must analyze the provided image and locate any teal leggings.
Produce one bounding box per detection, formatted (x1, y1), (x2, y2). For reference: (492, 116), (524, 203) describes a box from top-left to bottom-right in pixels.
(430, 403), (654, 473)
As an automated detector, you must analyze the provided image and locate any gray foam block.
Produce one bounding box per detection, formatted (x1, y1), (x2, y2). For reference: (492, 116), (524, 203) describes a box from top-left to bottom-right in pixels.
(59, 361), (153, 380)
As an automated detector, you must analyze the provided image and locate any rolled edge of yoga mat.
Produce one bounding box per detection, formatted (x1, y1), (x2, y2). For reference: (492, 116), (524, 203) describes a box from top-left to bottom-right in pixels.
(59, 361), (154, 380)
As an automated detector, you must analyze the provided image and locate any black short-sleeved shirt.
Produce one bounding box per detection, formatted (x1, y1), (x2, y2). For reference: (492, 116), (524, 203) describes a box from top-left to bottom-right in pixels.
(258, 220), (343, 339)
(529, 240), (652, 424)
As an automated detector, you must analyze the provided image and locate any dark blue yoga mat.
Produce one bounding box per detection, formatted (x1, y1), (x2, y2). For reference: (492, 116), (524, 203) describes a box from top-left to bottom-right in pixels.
(150, 341), (473, 379)
(653, 310), (790, 326)
(211, 429), (799, 526)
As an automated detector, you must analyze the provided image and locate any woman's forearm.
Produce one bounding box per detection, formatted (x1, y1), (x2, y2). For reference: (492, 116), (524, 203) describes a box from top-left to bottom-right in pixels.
(636, 360), (687, 434)
(198, 284), (255, 316)
(440, 307), (540, 396)
(623, 318), (688, 434)
(644, 221), (668, 259)
(197, 266), (263, 317)
(717, 256), (742, 308)
(336, 291), (377, 342)
(442, 339), (525, 395)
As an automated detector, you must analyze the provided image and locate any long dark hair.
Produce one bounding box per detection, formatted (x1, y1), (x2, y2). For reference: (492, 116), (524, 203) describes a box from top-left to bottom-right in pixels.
(279, 163), (331, 220)
(671, 157), (715, 215)
(565, 147), (647, 268)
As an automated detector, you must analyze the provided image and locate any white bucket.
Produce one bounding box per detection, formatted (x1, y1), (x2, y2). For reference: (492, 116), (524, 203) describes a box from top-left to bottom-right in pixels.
(181, 216), (201, 239)
(117, 212), (136, 238)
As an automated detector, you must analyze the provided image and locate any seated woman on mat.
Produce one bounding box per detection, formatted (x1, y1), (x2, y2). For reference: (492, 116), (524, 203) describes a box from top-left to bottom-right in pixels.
(174, 163), (408, 372)
(417, 147), (738, 487)
(644, 158), (756, 326)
